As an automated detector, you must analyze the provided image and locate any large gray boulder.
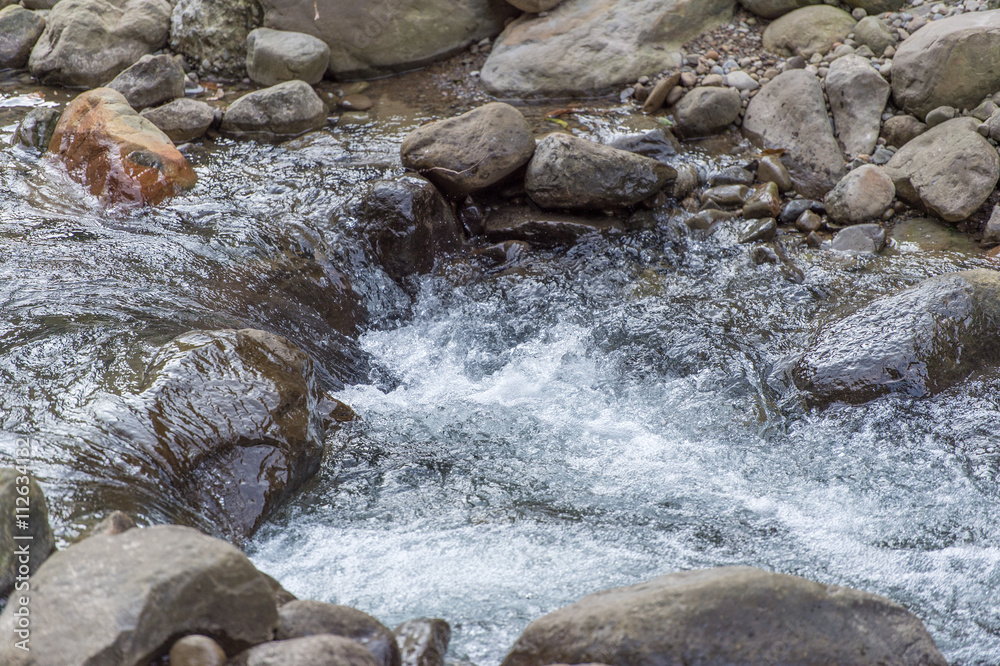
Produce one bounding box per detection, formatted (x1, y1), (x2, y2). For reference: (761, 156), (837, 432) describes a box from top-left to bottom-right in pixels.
(400, 103), (535, 197)
(246, 27), (330, 86)
(892, 10), (1000, 119)
(348, 174), (464, 282)
(0, 6), (45, 70)
(481, 0), (734, 97)
(525, 133), (676, 210)
(107, 53), (185, 110)
(794, 269), (1000, 404)
(738, 0), (820, 20)
(673, 86), (742, 138)
(28, 0), (171, 88)
(220, 80), (327, 141)
(762, 5), (856, 57)
(883, 117), (999, 222)
(743, 70), (846, 199)
(825, 55), (890, 157)
(501, 567), (946, 666)
(0, 525), (279, 665)
(260, 0), (515, 79)
(170, 0), (262, 78)
(824, 165), (895, 225)
(0, 467), (55, 601)
(277, 600), (401, 666)
(232, 635), (382, 666)
(140, 97), (217, 143)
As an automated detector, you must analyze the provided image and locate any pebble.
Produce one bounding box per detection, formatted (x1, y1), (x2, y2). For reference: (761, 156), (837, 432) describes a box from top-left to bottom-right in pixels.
(852, 7), (867, 18)
(702, 74), (725, 86)
(680, 72), (698, 87)
(725, 70), (759, 91)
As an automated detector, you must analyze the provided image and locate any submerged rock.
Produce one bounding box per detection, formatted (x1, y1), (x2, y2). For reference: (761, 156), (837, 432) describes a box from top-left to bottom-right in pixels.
(831, 223), (887, 254)
(220, 80), (327, 141)
(107, 53), (186, 111)
(48, 87), (197, 206)
(277, 600), (401, 666)
(246, 27), (330, 86)
(28, 0), (171, 88)
(0, 467), (55, 601)
(0, 6), (45, 70)
(11, 106), (60, 154)
(525, 133), (676, 209)
(395, 618), (451, 666)
(500, 567), (946, 666)
(795, 269), (1000, 404)
(0, 525), (278, 664)
(170, 0), (262, 78)
(483, 204), (625, 246)
(400, 103), (536, 197)
(481, 0), (734, 97)
(232, 635), (382, 666)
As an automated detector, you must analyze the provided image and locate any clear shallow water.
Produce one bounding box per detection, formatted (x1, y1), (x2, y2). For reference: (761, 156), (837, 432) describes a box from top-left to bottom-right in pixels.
(0, 86), (998, 664)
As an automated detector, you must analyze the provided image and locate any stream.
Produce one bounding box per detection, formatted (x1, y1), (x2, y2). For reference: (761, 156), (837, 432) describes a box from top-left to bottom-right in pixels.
(1, 82), (999, 664)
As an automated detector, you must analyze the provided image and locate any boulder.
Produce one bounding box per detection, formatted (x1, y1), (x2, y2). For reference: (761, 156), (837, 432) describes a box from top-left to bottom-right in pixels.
(0, 525), (278, 664)
(349, 174), (464, 281)
(880, 114), (926, 148)
(169, 635), (228, 666)
(11, 107), (61, 154)
(525, 133), (676, 209)
(762, 5), (856, 57)
(738, 0), (821, 20)
(107, 53), (186, 110)
(843, 0), (904, 14)
(883, 117), (999, 222)
(0, 6), (45, 69)
(400, 103), (536, 197)
(98, 329), (325, 540)
(743, 70), (846, 198)
(277, 600), (401, 666)
(795, 269), (1000, 403)
(853, 16), (896, 56)
(673, 86), (742, 137)
(260, 0), (515, 79)
(220, 80), (327, 141)
(481, 0), (734, 97)
(232, 635), (382, 666)
(825, 55), (890, 157)
(395, 618), (451, 666)
(831, 223), (887, 254)
(170, 0), (262, 78)
(140, 97), (217, 143)
(501, 567), (946, 666)
(0, 467), (55, 601)
(246, 27), (330, 86)
(892, 10), (1000, 119)
(824, 165), (894, 225)
(48, 87), (197, 206)
(28, 0), (171, 88)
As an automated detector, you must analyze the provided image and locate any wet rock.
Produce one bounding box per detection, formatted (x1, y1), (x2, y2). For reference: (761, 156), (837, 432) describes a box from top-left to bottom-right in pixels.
(709, 166), (754, 187)
(824, 165), (894, 225)
(880, 115), (927, 148)
(481, 0), (734, 97)
(852, 15), (896, 56)
(277, 600), (401, 666)
(261, 0), (514, 79)
(400, 103), (535, 197)
(340, 94), (373, 111)
(673, 86), (742, 137)
(794, 269), (1000, 404)
(484, 204), (624, 245)
(28, 0), (170, 88)
(0, 6), (45, 69)
(107, 54), (186, 111)
(246, 27), (331, 86)
(608, 128), (679, 163)
(984, 205), (1000, 246)
(140, 98), (216, 143)
(501, 567), (945, 666)
(11, 106), (60, 154)
(687, 209), (734, 230)
(395, 618), (451, 666)
(703, 184), (749, 206)
(351, 174), (464, 281)
(743, 70), (846, 199)
(0, 525), (278, 664)
(892, 10), (1000, 119)
(220, 80), (326, 142)
(883, 117), (999, 222)
(743, 182), (782, 219)
(757, 155), (793, 192)
(825, 55), (889, 157)
(90, 510), (137, 537)
(170, 635), (228, 666)
(49, 88), (197, 206)
(233, 635), (382, 666)
(641, 72), (680, 114)
(831, 223), (886, 254)
(525, 133), (675, 210)
(672, 163), (700, 199)
(0, 467), (55, 601)
(739, 217), (777, 243)
(779, 198), (824, 225)
(796, 209), (823, 232)
(170, 0), (262, 79)
(762, 5), (856, 57)
(738, 0), (820, 19)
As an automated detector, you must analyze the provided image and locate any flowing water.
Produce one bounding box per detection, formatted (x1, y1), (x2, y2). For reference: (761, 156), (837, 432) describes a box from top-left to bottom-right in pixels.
(1, 84), (1000, 665)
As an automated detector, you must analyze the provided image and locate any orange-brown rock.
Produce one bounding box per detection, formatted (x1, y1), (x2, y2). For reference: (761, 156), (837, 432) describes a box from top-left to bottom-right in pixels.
(48, 87), (197, 205)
